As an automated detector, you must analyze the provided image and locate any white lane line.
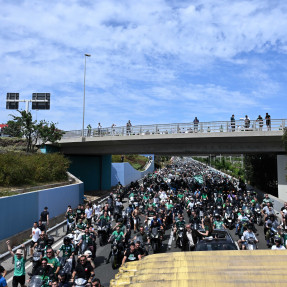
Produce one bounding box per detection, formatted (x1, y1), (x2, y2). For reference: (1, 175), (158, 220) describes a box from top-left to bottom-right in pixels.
(168, 229), (173, 249)
(6, 239), (63, 284)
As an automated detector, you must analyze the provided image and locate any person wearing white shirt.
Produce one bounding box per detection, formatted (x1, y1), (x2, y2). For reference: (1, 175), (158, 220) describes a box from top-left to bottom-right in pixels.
(85, 204), (93, 225)
(31, 222), (41, 256)
(271, 236), (286, 250)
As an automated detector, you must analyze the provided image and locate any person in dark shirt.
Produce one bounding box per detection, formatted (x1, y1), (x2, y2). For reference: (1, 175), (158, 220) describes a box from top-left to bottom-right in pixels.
(32, 258), (53, 281)
(38, 220), (46, 232)
(134, 226), (149, 244)
(122, 243), (141, 265)
(57, 271), (70, 287)
(71, 255), (94, 283)
(34, 232), (48, 251)
(91, 277), (103, 287)
(40, 207), (49, 228)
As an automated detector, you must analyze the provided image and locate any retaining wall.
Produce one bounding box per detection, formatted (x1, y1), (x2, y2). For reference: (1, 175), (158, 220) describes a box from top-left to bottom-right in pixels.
(0, 181), (84, 241)
(111, 160), (154, 186)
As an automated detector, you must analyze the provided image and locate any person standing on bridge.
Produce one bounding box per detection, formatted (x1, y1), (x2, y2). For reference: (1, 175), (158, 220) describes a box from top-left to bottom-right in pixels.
(193, 117), (199, 133)
(87, 124), (92, 137)
(126, 120), (132, 135)
(244, 115), (250, 129)
(97, 123), (102, 136)
(265, 113), (271, 131)
(230, 114), (235, 132)
(257, 115), (263, 131)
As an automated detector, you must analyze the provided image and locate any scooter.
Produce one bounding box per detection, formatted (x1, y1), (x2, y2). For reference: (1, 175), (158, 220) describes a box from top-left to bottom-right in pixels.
(150, 227), (161, 254)
(110, 240), (123, 270)
(246, 237), (257, 250)
(97, 219), (109, 246)
(176, 226), (185, 250)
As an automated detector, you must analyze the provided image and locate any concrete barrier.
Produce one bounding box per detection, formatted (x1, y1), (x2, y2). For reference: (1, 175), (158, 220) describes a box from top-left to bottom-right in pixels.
(0, 179), (84, 242)
(111, 160), (154, 186)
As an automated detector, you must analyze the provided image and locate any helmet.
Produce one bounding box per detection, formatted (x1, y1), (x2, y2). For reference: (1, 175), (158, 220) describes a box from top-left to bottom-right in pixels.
(84, 250), (92, 257)
(274, 235), (281, 244)
(63, 237), (71, 244)
(59, 270), (66, 277)
(47, 236), (54, 246)
(247, 224), (253, 230)
(67, 234), (74, 240)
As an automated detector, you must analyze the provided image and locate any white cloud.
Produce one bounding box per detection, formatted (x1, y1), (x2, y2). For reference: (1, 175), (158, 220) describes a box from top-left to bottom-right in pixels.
(0, 0), (286, 129)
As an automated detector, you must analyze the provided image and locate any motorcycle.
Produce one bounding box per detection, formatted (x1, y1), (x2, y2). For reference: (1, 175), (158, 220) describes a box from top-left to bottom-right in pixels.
(114, 205), (123, 222)
(224, 207), (234, 229)
(74, 278), (88, 287)
(253, 204), (263, 226)
(31, 247), (43, 275)
(58, 257), (73, 277)
(97, 219), (109, 246)
(110, 240), (123, 270)
(246, 237), (257, 250)
(176, 226), (185, 250)
(150, 227), (161, 254)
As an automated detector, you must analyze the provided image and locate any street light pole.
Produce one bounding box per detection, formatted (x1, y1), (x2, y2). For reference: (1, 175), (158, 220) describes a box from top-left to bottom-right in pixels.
(82, 53), (91, 137)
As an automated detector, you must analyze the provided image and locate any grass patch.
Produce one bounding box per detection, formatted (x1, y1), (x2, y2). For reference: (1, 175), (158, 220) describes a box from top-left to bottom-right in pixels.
(0, 152), (70, 188)
(112, 154), (149, 171)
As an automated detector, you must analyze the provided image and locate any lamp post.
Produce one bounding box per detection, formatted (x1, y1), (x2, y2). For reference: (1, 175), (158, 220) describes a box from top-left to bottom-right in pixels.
(82, 53), (91, 137)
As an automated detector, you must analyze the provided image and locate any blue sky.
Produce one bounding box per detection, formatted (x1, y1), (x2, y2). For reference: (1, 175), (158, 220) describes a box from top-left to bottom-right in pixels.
(0, 0), (286, 131)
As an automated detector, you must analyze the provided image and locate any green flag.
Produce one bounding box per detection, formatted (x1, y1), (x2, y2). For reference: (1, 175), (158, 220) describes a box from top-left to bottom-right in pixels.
(194, 175), (203, 184)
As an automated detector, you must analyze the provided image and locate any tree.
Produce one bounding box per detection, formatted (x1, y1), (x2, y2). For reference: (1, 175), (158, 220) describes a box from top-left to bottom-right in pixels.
(2, 120), (22, 137)
(4, 110), (64, 153)
(10, 110), (36, 152)
(244, 154), (278, 196)
(37, 121), (65, 146)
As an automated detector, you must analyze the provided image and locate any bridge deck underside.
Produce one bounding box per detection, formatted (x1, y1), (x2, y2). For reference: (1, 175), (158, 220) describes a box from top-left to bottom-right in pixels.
(59, 131), (284, 155)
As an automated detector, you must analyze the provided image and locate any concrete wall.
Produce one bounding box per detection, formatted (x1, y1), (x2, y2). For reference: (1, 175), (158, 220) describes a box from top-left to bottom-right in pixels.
(0, 182), (84, 241)
(277, 154), (287, 202)
(68, 155), (111, 192)
(111, 160), (154, 186)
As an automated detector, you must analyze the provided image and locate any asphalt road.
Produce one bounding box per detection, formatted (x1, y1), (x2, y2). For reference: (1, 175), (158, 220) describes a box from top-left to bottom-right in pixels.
(3, 200), (274, 287)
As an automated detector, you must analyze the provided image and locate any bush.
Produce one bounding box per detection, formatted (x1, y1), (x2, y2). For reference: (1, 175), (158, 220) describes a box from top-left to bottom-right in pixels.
(0, 153), (70, 187)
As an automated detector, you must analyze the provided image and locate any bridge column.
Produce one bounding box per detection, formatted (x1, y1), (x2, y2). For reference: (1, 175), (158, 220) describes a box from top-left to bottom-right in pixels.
(68, 155), (111, 192)
(277, 154), (287, 202)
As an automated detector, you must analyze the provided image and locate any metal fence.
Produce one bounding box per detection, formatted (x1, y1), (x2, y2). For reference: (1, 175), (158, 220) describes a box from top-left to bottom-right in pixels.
(0, 195), (109, 261)
(63, 119), (286, 139)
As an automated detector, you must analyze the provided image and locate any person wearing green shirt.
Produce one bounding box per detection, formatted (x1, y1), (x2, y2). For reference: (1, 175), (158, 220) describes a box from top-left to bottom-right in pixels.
(166, 202), (174, 210)
(66, 207), (76, 234)
(44, 248), (60, 277)
(105, 226), (125, 264)
(110, 227), (125, 242)
(76, 218), (87, 231)
(57, 237), (74, 259)
(98, 211), (111, 223)
(213, 215), (226, 230)
(6, 240), (26, 287)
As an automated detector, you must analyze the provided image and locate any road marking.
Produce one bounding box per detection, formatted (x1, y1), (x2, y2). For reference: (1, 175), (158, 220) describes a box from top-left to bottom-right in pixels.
(168, 229), (173, 249)
(6, 239), (63, 284)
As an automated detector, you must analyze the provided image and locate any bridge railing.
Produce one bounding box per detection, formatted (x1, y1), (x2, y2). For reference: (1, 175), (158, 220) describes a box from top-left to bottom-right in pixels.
(62, 119), (286, 138)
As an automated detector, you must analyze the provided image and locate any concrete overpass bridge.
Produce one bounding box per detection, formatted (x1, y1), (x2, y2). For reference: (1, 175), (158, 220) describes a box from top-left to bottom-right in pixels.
(50, 119), (287, 199)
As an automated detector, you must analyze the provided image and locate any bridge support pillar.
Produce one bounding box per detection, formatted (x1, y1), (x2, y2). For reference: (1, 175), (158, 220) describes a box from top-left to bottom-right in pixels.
(277, 154), (287, 202)
(68, 154), (111, 193)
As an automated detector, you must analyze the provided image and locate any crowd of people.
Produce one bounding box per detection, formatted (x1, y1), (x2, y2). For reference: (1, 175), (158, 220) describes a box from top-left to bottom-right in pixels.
(84, 113), (273, 137)
(3, 156), (287, 287)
